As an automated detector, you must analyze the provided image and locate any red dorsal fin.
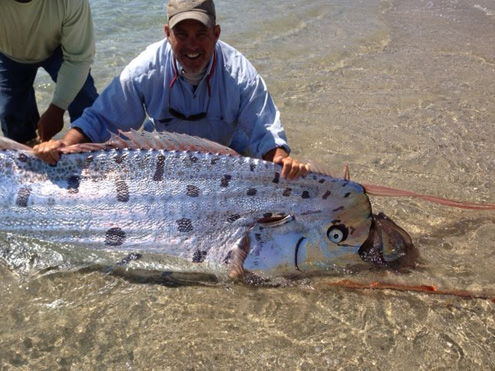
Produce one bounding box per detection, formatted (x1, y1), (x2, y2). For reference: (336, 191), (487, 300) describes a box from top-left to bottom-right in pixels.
(61, 130), (240, 156)
(363, 183), (495, 210)
(308, 162), (351, 180)
(0, 136), (33, 151)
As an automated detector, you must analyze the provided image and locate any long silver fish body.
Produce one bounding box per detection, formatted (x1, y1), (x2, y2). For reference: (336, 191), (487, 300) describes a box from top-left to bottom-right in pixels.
(0, 131), (414, 277)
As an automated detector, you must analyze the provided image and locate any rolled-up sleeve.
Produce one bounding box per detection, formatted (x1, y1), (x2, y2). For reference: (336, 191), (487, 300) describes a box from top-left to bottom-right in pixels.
(71, 66), (149, 143)
(237, 74), (290, 159)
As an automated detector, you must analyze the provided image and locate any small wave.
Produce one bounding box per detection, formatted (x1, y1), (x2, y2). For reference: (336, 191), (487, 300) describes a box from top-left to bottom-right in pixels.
(473, 4), (495, 19)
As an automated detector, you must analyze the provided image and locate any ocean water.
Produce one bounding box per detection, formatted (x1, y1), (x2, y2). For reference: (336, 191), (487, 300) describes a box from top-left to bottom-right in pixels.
(1, 0), (495, 369)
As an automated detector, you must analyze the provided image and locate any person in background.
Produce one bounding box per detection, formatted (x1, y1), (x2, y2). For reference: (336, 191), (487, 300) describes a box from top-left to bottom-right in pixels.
(0, 0), (98, 144)
(34, 0), (309, 180)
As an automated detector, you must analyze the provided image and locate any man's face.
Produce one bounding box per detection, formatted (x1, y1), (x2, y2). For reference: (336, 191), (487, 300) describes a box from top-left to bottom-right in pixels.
(165, 19), (220, 74)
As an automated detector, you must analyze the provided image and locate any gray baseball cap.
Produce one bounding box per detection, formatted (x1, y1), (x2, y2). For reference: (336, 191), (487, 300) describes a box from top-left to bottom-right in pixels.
(167, 0), (216, 29)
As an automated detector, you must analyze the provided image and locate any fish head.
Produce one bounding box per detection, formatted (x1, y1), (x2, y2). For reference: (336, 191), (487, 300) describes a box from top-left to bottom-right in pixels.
(242, 198), (375, 275)
(242, 210), (417, 276)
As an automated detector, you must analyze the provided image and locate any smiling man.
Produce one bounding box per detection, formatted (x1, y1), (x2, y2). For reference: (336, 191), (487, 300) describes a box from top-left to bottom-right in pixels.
(34, 0), (309, 180)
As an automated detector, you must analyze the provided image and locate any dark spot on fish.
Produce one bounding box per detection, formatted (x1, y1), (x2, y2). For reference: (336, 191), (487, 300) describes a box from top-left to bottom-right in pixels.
(341, 182), (348, 187)
(114, 153), (125, 164)
(116, 253), (142, 266)
(116, 180), (129, 202)
(322, 190), (331, 200)
(344, 192), (351, 198)
(223, 250), (232, 264)
(301, 191), (310, 199)
(67, 175), (80, 194)
(220, 175), (232, 187)
(153, 154), (165, 181)
(176, 218), (193, 233)
(272, 172), (280, 184)
(255, 233), (262, 242)
(283, 188), (292, 197)
(318, 179), (326, 184)
(189, 155), (198, 163)
(75, 158), (85, 168)
(227, 214), (241, 223)
(264, 213), (273, 218)
(247, 188), (257, 196)
(84, 156), (94, 168)
(18, 153), (28, 163)
(211, 157), (220, 165)
(186, 185), (200, 197)
(15, 187), (30, 207)
(250, 163), (256, 172)
(333, 206), (345, 212)
(105, 227), (126, 246)
(192, 250), (207, 263)
(301, 210), (322, 217)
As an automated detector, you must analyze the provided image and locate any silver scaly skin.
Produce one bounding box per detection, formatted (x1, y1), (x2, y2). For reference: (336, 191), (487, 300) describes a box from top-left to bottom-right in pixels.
(0, 131), (415, 277)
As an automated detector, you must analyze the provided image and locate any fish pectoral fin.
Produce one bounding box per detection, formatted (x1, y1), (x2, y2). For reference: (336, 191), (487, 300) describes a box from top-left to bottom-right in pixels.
(256, 214), (293, 227)
(227, 234), (250, 279)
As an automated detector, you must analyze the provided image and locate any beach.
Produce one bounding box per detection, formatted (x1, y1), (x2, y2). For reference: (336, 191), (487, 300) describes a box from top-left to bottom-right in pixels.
(1, 0), (494, 369)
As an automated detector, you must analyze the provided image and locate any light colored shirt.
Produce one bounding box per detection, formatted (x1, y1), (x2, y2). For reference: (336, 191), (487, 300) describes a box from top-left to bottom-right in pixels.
(72, 39), (289, 159)
(0, 0), (95, 110)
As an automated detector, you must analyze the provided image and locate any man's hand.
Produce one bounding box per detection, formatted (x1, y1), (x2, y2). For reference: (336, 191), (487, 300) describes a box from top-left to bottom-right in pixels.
(33, 139), (66, 165)
(33, 127), (90, 165)
(37, 104), (65, 142)
(263, 147), (310, 181)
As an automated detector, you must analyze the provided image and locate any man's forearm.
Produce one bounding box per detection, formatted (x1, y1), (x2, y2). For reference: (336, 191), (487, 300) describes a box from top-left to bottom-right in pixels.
(263, 147), (289, 162)
(61, 127), (91, 146)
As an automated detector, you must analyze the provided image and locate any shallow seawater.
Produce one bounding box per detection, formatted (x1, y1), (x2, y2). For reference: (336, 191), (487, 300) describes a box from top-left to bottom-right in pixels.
(1, 0), (495, 369)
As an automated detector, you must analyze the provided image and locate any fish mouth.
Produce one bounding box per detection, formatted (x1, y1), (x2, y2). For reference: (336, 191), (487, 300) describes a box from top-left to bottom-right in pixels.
(359, 212), (419, 270)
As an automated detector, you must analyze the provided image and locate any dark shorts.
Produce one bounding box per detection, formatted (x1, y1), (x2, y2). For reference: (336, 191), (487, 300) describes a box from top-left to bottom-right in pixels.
(0, 47), (98, 143)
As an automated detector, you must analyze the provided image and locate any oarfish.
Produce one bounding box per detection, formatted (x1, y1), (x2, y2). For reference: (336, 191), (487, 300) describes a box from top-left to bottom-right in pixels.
(0, 131), (424, 278)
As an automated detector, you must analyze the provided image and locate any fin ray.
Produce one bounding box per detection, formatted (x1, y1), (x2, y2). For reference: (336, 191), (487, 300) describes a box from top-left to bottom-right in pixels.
(364, 183), (495, 210)
(60, 130), (240, 155)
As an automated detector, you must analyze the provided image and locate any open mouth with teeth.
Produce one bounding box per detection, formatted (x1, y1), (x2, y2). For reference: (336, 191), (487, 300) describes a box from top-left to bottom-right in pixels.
(185, 52), (200, 59)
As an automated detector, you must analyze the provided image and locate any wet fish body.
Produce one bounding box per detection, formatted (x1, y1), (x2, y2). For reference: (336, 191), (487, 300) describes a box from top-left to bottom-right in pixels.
(0, 132), (409, 276)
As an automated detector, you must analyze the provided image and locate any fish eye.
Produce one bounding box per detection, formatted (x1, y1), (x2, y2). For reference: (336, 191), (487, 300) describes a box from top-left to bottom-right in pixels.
(327, 225), (348, 244)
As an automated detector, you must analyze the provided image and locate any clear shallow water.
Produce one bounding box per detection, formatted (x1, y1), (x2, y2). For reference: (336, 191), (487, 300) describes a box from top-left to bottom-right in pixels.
(1, 0), (495, 369)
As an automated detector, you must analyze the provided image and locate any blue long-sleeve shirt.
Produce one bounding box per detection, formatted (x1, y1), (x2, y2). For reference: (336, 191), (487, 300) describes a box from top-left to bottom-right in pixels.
(72, 39), (290, 159)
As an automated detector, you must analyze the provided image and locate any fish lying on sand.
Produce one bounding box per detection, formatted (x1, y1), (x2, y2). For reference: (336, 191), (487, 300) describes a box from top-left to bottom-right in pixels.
(0, 131), (491, 279)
